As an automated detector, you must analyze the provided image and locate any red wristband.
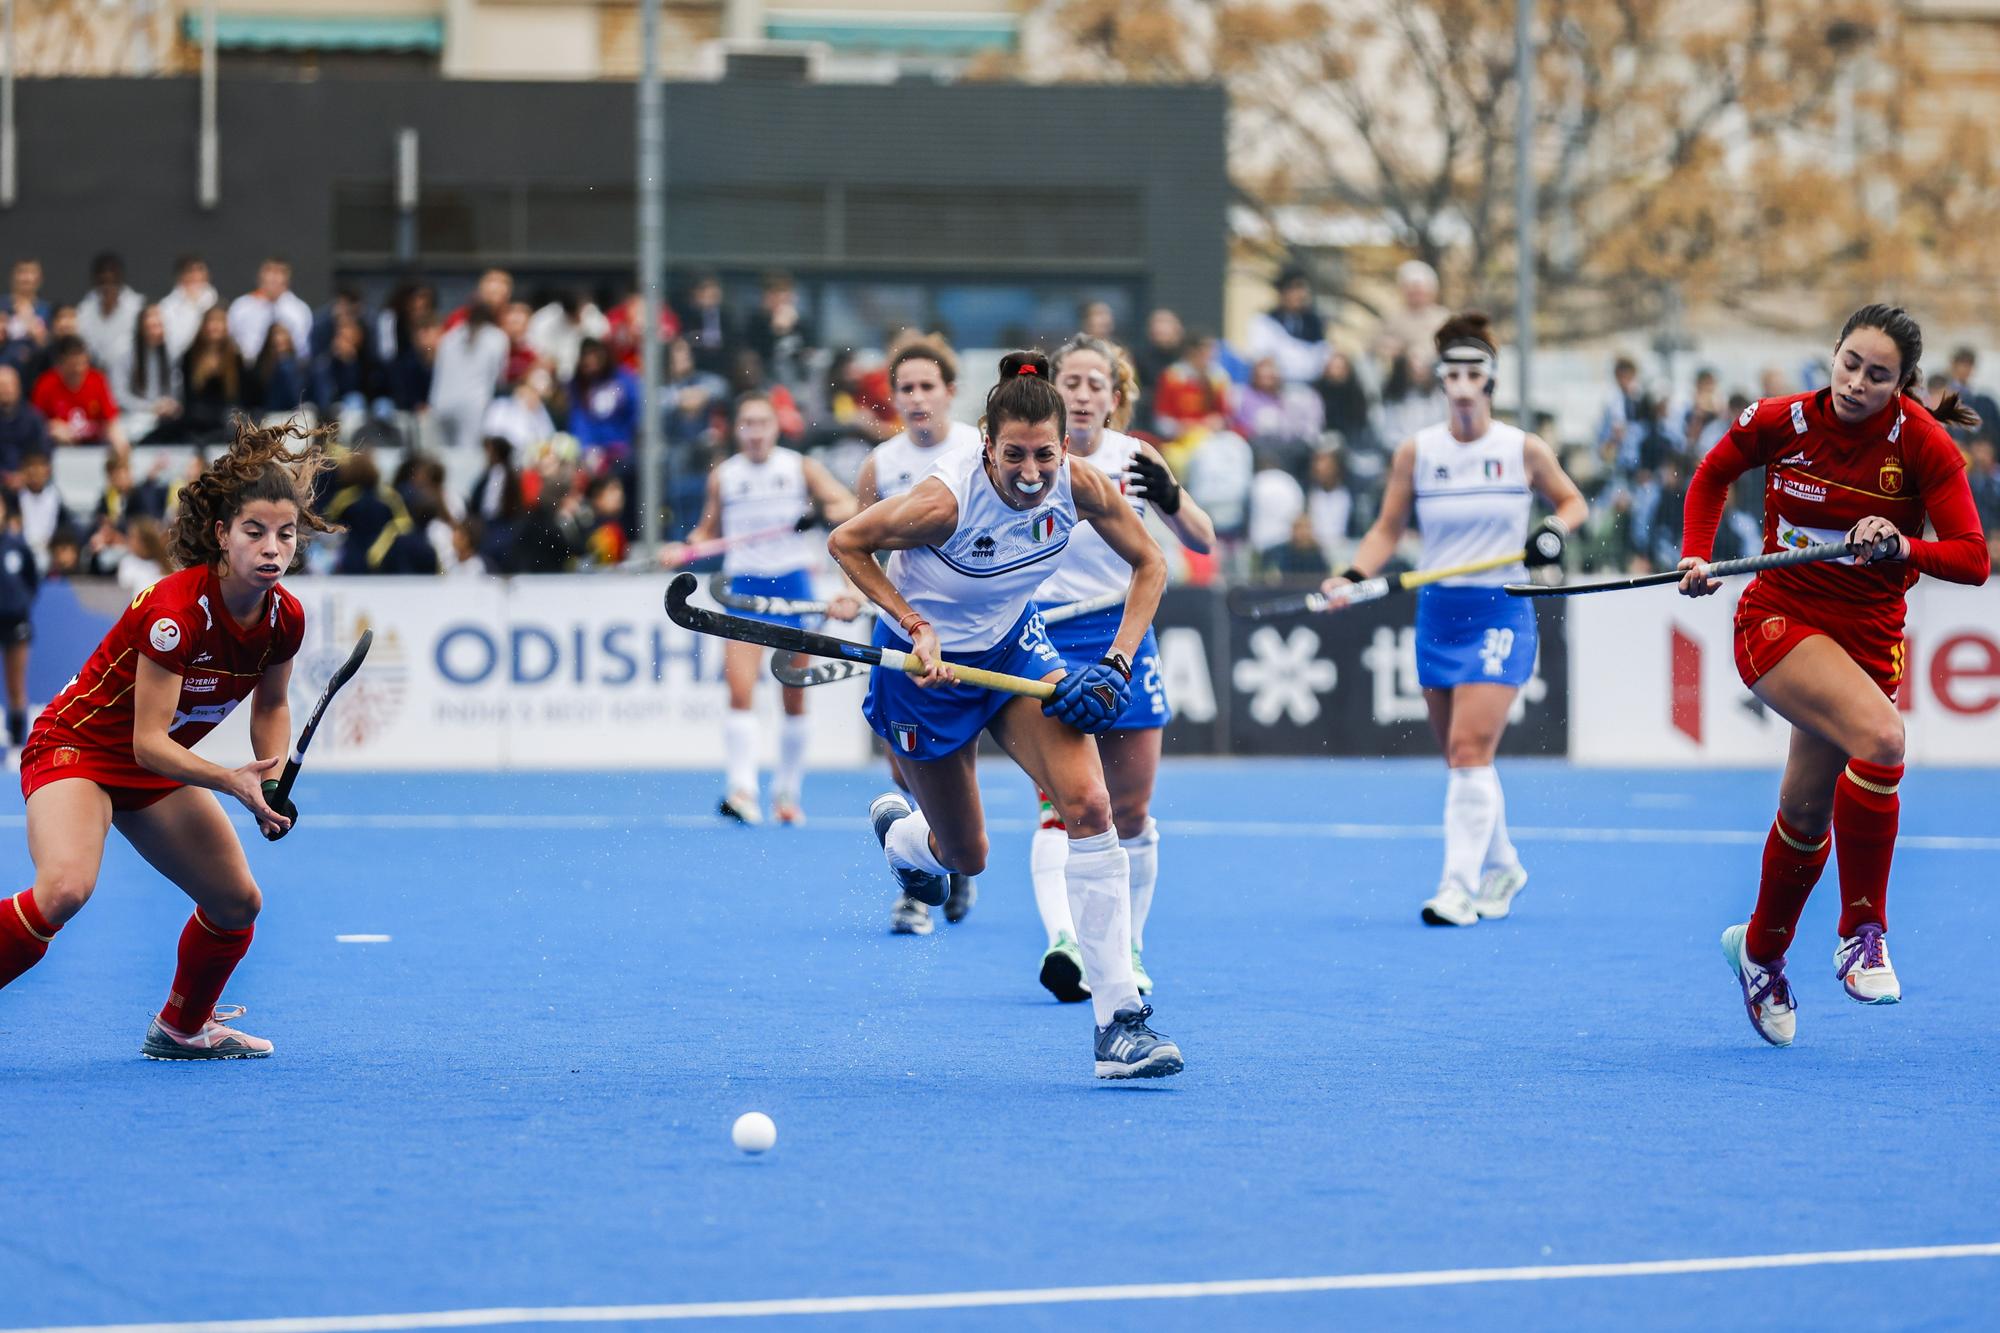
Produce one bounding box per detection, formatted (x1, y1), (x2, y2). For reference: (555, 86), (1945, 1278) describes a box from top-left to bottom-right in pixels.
(898, 611), (930, 636)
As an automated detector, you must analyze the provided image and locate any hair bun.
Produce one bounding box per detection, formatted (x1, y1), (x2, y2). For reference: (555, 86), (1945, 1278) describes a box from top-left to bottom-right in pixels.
(998, 350), (1050, 380)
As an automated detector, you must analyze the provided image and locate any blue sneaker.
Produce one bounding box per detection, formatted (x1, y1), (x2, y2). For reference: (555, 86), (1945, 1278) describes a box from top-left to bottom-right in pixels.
(870, 793), (948, 907)
(1093, 1004), (1183, 1079)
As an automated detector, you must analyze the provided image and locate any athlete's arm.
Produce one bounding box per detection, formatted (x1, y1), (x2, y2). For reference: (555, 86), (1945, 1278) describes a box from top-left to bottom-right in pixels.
(1895, 454), (1990, 583)
(1675, 431), (1759, 595)
(853, 453), (881, 509)
(686, 469), (725, 544)
(248, 658), (295, 838)
(826, 478), (961, 681)
(131, 656), (288, 829)
(1525, 434), (1589, 532)
(1334, 436), (1417, 581)
(1073, 462), (1166, 663)
(1131, 443), (1215, 554)
(802, 456), (860, 528)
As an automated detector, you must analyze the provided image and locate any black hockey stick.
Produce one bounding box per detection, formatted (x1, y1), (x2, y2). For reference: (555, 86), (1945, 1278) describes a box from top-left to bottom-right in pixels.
(1503, 539), (1893, 598)
(262, 629), (372, 841)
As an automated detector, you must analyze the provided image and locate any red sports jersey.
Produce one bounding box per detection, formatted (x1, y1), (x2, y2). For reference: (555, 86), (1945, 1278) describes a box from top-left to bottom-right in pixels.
(23, 564), (304, 795)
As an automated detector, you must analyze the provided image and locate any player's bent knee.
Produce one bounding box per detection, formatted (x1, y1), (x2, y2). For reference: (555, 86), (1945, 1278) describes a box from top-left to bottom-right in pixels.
(1058, 787), (1113, 838)
(33, 869), (98, 924)
(1855, 715), (1905, 768)
(938, 834), (988, 877)
(206, 883), (263, 931)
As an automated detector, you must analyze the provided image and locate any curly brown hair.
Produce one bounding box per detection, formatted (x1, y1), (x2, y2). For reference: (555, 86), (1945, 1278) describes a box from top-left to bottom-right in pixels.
(169, 418), (341, 572)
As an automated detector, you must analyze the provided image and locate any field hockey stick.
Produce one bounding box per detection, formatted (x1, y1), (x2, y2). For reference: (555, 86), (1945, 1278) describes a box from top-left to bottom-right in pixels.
(262, 629), (372, 842)
(666, 573), (1056, 700)
(1503, 538), (1894, 598)
(766, 589), (1132, 688)
(1230, 550), (1528, 620)
(660, 524), (798, 569)
(705, 572), (831, 618)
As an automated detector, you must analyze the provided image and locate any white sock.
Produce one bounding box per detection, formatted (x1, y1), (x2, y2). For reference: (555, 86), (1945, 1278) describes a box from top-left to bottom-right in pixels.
(1482, 770), (1519, 875)
(1030, 826), (1075, 944)
(1066, 829), (1139, 1026)
(775, 713), (810, 800)
(1120, 819), (1159, 952)
(723, 710), (758, 798)
(1442, 766), (1500, 897)
(886, 806), (950, 877)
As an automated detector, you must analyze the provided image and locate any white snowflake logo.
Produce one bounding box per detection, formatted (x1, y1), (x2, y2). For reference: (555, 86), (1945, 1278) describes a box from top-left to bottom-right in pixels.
(1232, 626), (1337, 725)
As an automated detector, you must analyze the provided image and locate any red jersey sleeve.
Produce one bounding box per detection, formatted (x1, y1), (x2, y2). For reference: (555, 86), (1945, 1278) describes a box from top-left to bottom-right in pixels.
(271, 587), (306, 664)
(132, 586), (198, 675)
(1905, 419), (1989, 585)
(1682, 396), (1787, 560)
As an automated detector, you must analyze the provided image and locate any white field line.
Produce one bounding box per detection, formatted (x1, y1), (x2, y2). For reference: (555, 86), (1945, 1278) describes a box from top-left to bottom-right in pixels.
(10, 1241), (2000, 1332)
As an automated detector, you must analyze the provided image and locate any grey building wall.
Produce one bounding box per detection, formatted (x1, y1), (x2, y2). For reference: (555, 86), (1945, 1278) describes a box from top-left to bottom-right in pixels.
(3, 77), (1225, 330)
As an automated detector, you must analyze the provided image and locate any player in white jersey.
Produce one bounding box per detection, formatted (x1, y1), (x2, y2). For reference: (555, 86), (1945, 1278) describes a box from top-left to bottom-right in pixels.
(1325, 312), (1588, 927)
(1028, 335), (1214, 1003)
(673, 391), (860, 825)
(854, 340), (984, 935)
(828, 351), (1183, 1079)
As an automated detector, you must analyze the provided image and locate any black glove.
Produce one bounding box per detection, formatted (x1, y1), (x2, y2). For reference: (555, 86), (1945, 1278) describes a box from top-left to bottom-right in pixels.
(1525, 516), (1568, 568)
(1123, 450), (1182, 515)
(793, 513), (818, 533)
(260, 778), (298, 842)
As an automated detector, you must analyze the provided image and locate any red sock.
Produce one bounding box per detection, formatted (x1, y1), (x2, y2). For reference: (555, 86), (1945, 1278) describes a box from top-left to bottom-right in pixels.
(1834, 759), (1902, 937)
(160, 910), (254, 1034)
(0, 889), (58, 989)
(1746, 814), (1830, 963)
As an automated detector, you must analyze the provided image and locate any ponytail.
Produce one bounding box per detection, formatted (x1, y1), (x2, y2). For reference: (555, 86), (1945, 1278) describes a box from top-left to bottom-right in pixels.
(981, 350), (1066, 442)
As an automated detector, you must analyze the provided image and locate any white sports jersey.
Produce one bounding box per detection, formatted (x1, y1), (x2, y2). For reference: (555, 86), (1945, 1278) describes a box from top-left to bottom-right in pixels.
(884, 445), (1077, 652)
(718, 447), (814, 577)
(1036, 430), (1147, 606)
(869, 421), (982, 502)
(1411, 419), (1531, 585)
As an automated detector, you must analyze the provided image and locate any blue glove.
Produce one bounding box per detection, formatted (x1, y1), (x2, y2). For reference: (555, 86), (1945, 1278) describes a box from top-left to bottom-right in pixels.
(1044, 654), (1132, 733)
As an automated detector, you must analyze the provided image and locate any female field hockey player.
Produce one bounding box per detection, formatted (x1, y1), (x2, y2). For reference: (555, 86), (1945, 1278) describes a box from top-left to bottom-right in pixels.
(854, 338), (983, 935)
(1028, 334), (1213, 1003)
(1323, 311), (1588, 928)
(1678, 304), (1988, 1047)
(674, 390), (860, 825)
(827, 351), (1182, 1079)
(0, 421), (337, 1058)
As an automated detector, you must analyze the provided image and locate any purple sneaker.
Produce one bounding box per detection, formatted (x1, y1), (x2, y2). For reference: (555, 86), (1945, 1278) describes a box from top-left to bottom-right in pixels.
(1835, 924), (1900, 1004)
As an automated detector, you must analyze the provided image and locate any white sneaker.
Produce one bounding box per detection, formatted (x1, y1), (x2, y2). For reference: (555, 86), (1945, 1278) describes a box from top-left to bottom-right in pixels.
(1834, 925), (1900, 1004)
(1421, 883), (1479, 927)
(1473, 864), (1529, 920)
(719, 790), (763, 825)
(1721, 922), (1796, 1047)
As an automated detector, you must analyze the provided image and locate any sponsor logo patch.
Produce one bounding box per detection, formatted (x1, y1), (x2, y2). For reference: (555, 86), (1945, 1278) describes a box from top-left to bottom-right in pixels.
(1762, 616), (1788, 642)
(149, 618), (182, 653)
(1790, 401), (1809, 434)
(1738, 399), (1761, 427)
(53, 747), (79, 767)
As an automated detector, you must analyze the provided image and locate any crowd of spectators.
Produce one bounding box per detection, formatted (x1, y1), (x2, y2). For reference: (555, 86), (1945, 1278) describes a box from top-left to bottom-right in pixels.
(6, 248), (2000, 589)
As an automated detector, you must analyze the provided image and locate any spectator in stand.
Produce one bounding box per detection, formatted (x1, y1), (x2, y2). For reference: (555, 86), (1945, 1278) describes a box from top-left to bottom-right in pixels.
(128, 452), (172, 521)
(1377, 343), (1445, 447)
(1966, 439), (2000, 533)
(568, 337), (641, 469)
(1232, 356), (1325, 455)
(2, 259), (50, 378)
(385, 317), (439, 414)
(1261, 512), (1334, 582)
(746, 270), (814, 392)
(378, 282), (437, 366)
(429, 304), (511, 453)
(583, 473), (628, 566)
(515, 472), (589, 574)
(1079, 300), (1116, 340)
(311, 314), (385, 426)
(498, 301), (542, 386)
(15, 448), (67, 572)
(0, 486), (38, 755)
(676, 272), (739, 378)
(226, 256), (313, 363)
(527, 289), (608, 382)
(0, 366), (49, 484)
(177, 306), (246, 443)
(1245, 267), (1329, 384)
(323, 450), (428, 574)
(43, 524), (83, 580)
(1183, 427), (1254, 548)
(483, 366), (560, 458)
(663, 337), (729, 449)
(604, 289), (681, 373)
(1680, 367), (1723, 457)
(1596, 354), (1645, 473)
(1374, 259), (1451, 366)
(1247, 452), (1307, 556)
(1153, 332), (1232, 438)
(728, 349), (805, 438)
(1946, 347), (2000, 448)
(30, 335), (127, 449)
(1131, 307), (1184, 432)
(91, 451), (137, 533)
(75, 252), (144, 370)
(20, 305), (78, 391)
(309, 286), (366, 358)
(157, 255), (217, 362)
(469, 436), (526, 570)
(1305, 448), (1355, 558)
(249, 323), (309, 416)
(1757, 365), (1793, 400)
(114, 515), (169, 593)
(1315, 350), (1378, 454)
(821, 349), (898, 447)
(445, 268), (513, 332)
(111, 306), (183, 443)
(393, 454), (462, 571)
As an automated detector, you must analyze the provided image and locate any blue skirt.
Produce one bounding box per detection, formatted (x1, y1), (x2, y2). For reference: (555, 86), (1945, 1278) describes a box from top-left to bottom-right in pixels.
(728, 570), (817, 631)
(1041, 601), (1170, 731)
(1414, 585), (1537, 689)
(863, 606), (1063, 761)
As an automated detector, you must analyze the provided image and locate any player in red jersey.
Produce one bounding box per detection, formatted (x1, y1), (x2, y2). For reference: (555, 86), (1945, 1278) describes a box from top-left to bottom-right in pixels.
(0, 421), (338, 1058)
(1677, 305), (1990, 1047)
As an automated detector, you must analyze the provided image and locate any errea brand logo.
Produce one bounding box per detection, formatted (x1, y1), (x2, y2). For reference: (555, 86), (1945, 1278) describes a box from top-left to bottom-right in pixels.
(969, 534), (997, 558)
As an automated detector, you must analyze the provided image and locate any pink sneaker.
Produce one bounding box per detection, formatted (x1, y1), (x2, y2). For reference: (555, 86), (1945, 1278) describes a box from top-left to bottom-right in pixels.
(141, 1005), (273, 1060)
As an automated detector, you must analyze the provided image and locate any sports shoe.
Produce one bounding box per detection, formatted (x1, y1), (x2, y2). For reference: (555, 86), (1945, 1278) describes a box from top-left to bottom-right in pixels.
(1473, 864), (1529, 920)
(1039, 932), (1090, 1003)
(1835, 925), (1900, 1004)
(773, 794), (805, 826)
(1421, 883), (1479, 927)
(1721, 923), (1797, 1047)
(141, 1006), (272, 1061)
(1130, 945), (1153, 995)
(869, 792), (949, 907)
(719, 790), (763, 826)
(889, 895), (933, 936)
(1094, 1004), (1183, 1079)
(942, 872), (977, 924)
